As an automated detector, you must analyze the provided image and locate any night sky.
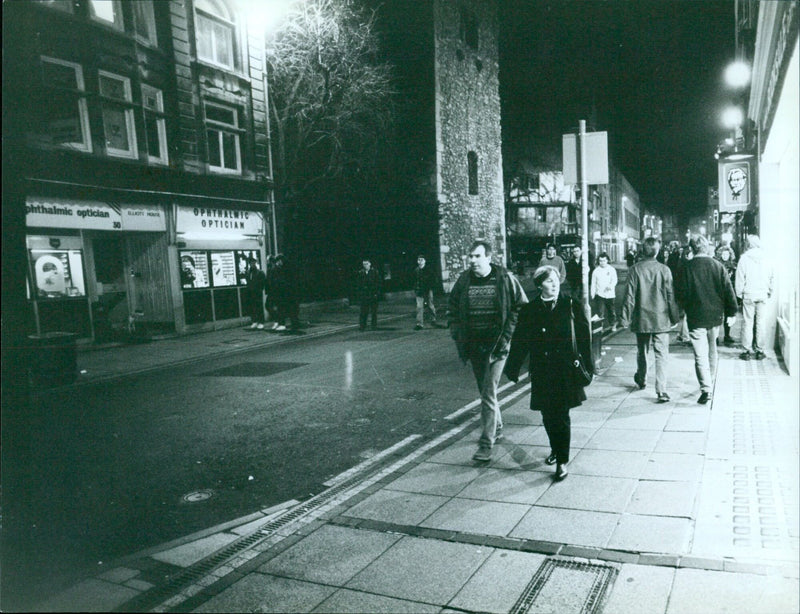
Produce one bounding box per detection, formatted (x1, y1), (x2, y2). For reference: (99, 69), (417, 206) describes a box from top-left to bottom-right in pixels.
(498, 0), (736, 221)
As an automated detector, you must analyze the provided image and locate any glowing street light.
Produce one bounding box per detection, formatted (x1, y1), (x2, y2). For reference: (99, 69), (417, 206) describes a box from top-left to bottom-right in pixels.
(725, 60), (751, 88)
(721, 106), (744, 129)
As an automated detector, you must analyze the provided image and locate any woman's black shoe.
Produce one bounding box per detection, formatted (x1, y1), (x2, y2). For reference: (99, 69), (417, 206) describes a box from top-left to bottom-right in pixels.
(545, 453), (557, 466)
(555, 463), (569, 480)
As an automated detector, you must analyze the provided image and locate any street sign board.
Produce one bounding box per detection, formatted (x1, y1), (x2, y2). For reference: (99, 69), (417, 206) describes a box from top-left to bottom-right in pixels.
(718, 160), (751, 211)
(563, 131), (609, 185)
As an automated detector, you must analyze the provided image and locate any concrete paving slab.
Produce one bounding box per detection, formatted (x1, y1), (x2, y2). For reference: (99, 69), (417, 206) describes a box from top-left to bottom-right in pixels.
(150, 532), (239, 567)
(584, 427), (662, 452)
(194, 573), (335, 613)
(654, 431), (707, 454)
(607, 514), (692, 553)
(384, 462), (481, 496)
(342, 489), (448, 525)
(570, 409), (613, 428)
(456, 467), (552, 504)
(509, 507), (620, 548)
(666, 568), (800, 614)
(535, 475), (638, 513)
(503, 405), (543, 426)
(33, 579), (140, 613)
(602, 563), (675, 614)
(97, 566), (140, 583)
(568, 449), (651, 479)
(257, 525), (400, 586)
(312, 588), (440, 613)
(420, 498), (530, 536)
(426, 438), (482, 465)
(525, 425), (598, 449)
(643, 452), (704, 482)
(497, 423), (541, 445)
(605, 409), (671, 431)
(449, 550), (548, 613)
(664, 412), (709, 432)
(345, 535), (492, 604)
(489, 443), (555, 471)
(625, 480), (698, 517)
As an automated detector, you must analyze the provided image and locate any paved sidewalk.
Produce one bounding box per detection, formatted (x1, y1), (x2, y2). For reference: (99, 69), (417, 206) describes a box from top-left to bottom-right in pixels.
(38, 328), (799, 613)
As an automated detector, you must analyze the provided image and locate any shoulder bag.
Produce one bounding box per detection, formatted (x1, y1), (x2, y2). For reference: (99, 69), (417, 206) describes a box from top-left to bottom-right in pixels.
(569, 303), (593, 387)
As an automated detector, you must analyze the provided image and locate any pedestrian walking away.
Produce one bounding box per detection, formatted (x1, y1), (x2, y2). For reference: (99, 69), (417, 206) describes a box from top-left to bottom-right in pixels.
(620, 237), (680, 403)
(537, 243), (567, 284)
(676, 235), (738, 404)
(354, 258), (381, 331)
(735, 234), (774, 361)
(715, 244), (738, 345)
(243, 256), (267, 329)
(564, 245), (585, 302)
(270, 254), (302, 331)
(505, 265), (593, 480)
(590, 252), (618, 331)
(448, 239), (528, 462)
(413, 255), (439, 330)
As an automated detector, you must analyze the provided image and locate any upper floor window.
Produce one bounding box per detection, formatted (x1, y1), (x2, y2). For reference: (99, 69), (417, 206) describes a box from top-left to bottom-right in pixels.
(40, 56), (92, 152)
(468, 151), (479, 195)
(132, 0), (158, 46)
(89, 0), (124, 30)
(204, 101), (241, 173)
(195, 0), (235, 69)
(142, 85), (168, 164)
(99, 71), (137, 158)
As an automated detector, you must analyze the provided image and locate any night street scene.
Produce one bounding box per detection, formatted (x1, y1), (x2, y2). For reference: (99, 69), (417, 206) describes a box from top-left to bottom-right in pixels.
(1, 0), (798, 612)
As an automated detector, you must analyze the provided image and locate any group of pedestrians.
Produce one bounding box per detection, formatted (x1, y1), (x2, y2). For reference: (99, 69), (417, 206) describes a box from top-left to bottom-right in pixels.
(243, 254), (301, 333)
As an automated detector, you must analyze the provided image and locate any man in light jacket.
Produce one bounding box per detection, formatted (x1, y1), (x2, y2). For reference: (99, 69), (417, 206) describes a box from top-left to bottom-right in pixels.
(449, 239), (528, 462)
(676, 235), (738, 404)
(620, 237), (680, 403)
(735, 234), (773, 360)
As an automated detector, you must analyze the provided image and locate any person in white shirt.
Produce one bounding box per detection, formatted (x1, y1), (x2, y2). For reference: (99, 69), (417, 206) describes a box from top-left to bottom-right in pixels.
(590, 252), (619, 331)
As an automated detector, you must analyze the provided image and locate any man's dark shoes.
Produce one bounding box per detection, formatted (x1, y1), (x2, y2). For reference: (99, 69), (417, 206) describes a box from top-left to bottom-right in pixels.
(545, 453), (557, 466)
(554, 463), (569, 480)
(724, 336), (735, 346)
(634, 375), (645, 390)
(657, 392), (671, 403)
(698, 392), (711, 404)
(414, 324), (423, 330)
(740, 351), (752, 360)
(755, 351), (766, 360)
(472, 446), (491, 462)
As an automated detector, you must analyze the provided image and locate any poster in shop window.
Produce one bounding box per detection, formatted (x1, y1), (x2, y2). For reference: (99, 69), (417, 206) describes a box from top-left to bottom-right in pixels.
(31, 249), (86, 298)
(179, 250), (210, 289)
(235, 250), (261, 285)
(210, 251), (237, 287)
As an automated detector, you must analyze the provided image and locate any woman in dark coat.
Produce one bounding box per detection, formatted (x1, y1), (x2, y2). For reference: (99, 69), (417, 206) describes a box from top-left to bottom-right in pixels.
(504, 265), (593, 480)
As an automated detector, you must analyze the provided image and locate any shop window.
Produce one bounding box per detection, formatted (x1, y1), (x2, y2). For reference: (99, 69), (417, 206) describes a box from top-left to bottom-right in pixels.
(99, 71), (138, 159)
(468, 151), (479, 195)
(39, 56), (92, 152)
(30, 249), (86, 299)
(204, 101), (241, 173)
(183, 290), (213, 324)
(132, 0), (158, 46)
(142, 84), (168, 164)
(180, 251), (211, 289)
(195, 0), (235, 69)
(89, 0), (124, 30)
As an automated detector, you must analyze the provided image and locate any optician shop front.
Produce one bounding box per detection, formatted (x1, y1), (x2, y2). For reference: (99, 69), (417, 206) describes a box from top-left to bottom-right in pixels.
(25, 196), (269, 341)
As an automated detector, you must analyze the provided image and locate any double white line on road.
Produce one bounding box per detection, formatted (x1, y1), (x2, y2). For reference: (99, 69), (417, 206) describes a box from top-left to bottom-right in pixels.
(444, 375), (531, 420)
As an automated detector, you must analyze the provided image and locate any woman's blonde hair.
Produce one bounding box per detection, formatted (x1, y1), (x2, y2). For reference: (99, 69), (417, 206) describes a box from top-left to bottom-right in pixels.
(533, 265), (559, 287)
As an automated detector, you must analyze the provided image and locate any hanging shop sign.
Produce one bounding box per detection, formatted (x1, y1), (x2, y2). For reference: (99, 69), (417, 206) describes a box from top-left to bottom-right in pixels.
(718, 160), (752, 212)
(175, 206), (263, 239)
(25, 197), (166, 231)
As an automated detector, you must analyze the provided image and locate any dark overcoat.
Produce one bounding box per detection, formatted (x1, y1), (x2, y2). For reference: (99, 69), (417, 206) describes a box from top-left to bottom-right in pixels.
(504, 296), (593, 412)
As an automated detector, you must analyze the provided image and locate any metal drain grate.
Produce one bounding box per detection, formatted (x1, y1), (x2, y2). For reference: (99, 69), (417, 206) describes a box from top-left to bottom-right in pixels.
(510, 558), (618, 614)
(198, 361), (308, 377)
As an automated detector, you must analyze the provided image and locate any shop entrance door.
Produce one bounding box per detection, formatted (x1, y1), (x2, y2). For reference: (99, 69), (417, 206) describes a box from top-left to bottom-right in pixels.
(125, 234), (172, 332)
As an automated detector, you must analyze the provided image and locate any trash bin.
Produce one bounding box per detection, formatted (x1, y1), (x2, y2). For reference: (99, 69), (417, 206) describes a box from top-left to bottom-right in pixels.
(27, 332), (78, 388)
(591, 317), (604, 371)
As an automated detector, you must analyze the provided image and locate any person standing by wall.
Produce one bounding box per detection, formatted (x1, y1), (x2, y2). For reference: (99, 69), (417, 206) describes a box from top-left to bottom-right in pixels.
(590, 252), (619, 332)
(413, 255), (438, 330)
(676, 235), (738, 404)
(538, 244), (567, 283)
(735, 234), (774, 360)
(504, 265), (592, 481)
(620, 237), (680, 403)
(355, 259), (381, 331)
(244, 256), (266, 330)
(448, 239), (528, 462)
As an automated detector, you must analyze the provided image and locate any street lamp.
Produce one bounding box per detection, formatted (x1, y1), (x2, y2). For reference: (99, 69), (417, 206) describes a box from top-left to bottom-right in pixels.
(724, 60), (751, 88)
(721, 106), (744, 129)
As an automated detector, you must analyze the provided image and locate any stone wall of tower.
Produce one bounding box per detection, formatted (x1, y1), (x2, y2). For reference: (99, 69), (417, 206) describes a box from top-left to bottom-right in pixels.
(433, 0), (506, 290)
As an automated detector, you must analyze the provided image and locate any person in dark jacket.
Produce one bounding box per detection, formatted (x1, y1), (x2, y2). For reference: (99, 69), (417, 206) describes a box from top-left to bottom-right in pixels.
(244, 256), (266, 330)
(676, 235), (738, 404)
(504, 265), (593, 481)
(448, 239), (528, 462)
(271, 255), (301, 331)
(715, 244), (738, 345)
(564, 246), (584, 302)
(413, 255), (438, 330)
(355, 259), (381, 331)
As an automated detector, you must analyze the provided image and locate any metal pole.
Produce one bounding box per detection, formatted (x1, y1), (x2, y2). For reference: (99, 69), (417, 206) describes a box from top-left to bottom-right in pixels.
(578, 120), (591, 317)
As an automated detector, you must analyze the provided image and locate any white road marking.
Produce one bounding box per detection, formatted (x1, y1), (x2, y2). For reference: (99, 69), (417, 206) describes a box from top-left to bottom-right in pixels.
(444, 375), (530, 420)
(322, 434), (422, 487)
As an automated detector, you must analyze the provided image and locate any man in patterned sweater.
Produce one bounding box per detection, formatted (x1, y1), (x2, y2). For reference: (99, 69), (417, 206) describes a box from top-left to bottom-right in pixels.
(449, 239), (528, 461)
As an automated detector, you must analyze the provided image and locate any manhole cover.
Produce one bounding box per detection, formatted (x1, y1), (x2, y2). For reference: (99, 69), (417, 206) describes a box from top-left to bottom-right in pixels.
(199, 362), (308, 377)
(182, 490), (214, 503)
(511, 558), (618, 614)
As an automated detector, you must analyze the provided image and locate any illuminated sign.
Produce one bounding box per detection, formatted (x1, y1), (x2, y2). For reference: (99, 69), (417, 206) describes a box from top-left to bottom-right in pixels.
(26, 197), (166, 231)
(175, 206), (263, 238)
(718, 160), (751, 212)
